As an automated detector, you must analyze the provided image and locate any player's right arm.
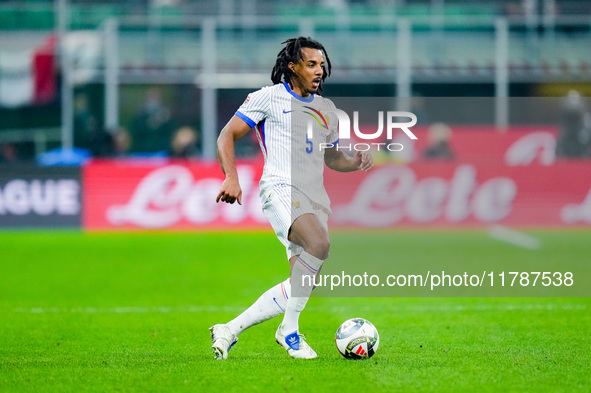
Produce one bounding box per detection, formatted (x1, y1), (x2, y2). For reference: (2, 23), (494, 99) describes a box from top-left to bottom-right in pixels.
(217, 87), (270, 204)
(216, 116), (253, 205)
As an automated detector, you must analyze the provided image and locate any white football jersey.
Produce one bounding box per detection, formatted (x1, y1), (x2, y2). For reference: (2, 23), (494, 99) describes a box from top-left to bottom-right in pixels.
(235, 82), (339, 210)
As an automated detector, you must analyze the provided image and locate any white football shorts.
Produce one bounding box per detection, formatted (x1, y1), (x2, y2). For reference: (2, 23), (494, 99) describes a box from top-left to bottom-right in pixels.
(260, 184), (330, 259)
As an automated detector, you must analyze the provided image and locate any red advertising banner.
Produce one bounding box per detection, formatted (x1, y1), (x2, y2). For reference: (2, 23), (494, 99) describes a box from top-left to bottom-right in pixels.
(83, 160), (267, 231)
(82, 127), (591, 230)
(325, 162), (591, 228)
(368, 126), (558, 165)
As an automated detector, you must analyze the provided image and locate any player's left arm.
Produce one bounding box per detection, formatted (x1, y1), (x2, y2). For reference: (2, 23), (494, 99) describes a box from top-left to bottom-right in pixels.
(324, 147), (374, 172)
(322, 98), (373, 172)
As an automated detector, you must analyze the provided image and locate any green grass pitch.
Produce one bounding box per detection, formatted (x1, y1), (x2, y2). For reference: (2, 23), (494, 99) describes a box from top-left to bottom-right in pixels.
(1, 230), (589, 392)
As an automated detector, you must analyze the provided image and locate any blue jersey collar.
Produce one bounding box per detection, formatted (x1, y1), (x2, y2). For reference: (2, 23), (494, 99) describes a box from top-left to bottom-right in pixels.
(283, 82), (315, 103)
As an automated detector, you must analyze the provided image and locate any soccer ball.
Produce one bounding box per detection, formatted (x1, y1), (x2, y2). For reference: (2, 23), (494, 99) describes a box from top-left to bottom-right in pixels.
(335, 318), (379, 359)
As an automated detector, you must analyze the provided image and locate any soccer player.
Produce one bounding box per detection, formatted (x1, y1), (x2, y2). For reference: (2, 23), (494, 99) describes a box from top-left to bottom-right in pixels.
(210, 37), (373, 359)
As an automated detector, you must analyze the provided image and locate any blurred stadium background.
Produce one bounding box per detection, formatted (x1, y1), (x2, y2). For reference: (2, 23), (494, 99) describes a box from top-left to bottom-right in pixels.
(1, 0), (590, 229)
(1, 2), (590, 391)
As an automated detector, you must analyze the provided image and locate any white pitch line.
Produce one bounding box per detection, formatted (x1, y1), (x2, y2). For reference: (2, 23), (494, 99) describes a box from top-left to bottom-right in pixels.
(11, 303), (586, 314)
(12, 305), (244, 314)
(488, 225), (541, 250)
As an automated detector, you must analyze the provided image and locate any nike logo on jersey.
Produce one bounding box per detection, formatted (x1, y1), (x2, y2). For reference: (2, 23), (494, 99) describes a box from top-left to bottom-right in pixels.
(282, 109), (294, 114)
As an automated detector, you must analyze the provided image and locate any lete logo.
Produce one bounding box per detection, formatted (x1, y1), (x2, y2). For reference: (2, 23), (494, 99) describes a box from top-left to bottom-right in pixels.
(106, 165), (266, 228)
(332, 165), (517, 226)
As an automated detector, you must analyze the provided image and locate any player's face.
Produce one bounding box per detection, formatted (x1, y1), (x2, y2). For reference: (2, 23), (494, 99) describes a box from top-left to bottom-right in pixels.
(289, 47), (325, 97)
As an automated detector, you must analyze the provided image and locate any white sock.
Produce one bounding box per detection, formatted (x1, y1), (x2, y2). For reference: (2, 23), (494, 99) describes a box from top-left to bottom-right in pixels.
(280, 251), (324, 334)
(226, 278), (291, 336)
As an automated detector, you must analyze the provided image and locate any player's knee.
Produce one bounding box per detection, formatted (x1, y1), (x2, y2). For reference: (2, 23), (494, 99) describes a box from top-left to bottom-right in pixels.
(308, 236), (330, 260)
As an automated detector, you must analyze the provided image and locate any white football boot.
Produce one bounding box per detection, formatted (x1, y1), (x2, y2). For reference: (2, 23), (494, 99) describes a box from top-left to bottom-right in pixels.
(275, 324), (317, 359)
(209, 324), (238, 360)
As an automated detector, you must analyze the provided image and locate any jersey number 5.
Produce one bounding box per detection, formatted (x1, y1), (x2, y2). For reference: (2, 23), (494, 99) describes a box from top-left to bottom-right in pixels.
(305, 134), (313, 154)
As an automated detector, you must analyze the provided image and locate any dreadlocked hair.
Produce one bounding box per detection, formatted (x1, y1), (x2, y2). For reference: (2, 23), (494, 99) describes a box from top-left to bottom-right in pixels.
(271, 36), (332, 93)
